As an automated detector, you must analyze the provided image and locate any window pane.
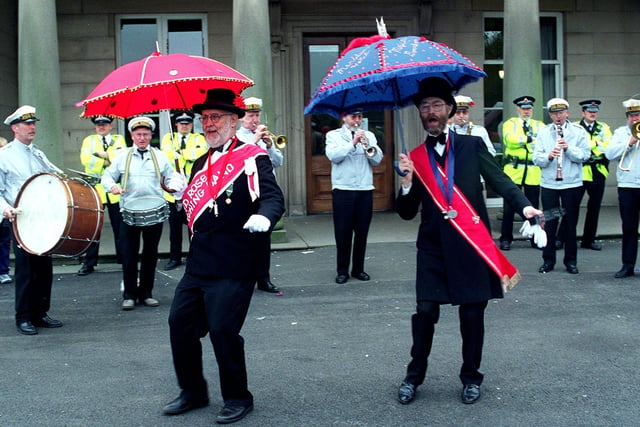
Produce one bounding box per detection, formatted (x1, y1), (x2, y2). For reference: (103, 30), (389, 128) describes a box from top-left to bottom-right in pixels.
(308, 45), (339, 96)
(120, 19), (157, 63)
(168, 19), (203, 56)
(484, 18), (503, 60)
(540, 17), (557, 61)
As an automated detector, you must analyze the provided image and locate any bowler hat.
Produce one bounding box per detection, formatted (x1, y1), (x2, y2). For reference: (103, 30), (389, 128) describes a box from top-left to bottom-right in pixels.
(193, 89), (245, 118)
(412, 78), (457, 118)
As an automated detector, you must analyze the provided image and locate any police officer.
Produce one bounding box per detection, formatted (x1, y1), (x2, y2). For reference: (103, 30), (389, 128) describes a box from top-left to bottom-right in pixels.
(78, 116), (127, 275)
(557, 100), (612, 251)
(499, 96), (544, 250)
(160, 111), (208, 270)
(604, 98), (640, 278)
(0, 106), (63, 335)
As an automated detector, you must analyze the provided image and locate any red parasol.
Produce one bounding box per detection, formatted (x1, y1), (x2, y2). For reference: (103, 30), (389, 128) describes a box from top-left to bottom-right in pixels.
(77, 51), (254, 119)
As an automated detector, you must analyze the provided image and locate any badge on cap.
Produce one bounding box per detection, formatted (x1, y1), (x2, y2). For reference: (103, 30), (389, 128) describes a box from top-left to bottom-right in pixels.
(579, 99), (600, 112)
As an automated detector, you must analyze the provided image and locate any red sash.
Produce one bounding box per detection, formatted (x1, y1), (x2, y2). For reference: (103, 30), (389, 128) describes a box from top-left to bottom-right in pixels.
(182, 141), (267, 231)
(410, 143), (521, 291)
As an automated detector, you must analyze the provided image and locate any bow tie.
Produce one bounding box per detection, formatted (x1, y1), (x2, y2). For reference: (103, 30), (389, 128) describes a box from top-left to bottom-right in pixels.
(426, 133), (446, 147)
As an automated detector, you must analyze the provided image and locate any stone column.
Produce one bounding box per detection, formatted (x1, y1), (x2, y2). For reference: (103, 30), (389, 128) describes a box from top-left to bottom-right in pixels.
(18, 0), (64, 165)
(232, 0), (274, 119)
(503, 0), (543, 122)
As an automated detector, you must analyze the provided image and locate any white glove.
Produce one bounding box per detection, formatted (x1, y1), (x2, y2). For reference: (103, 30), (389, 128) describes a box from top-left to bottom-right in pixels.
(243, 214), (271, 233)
(519, 221), (547, 248)
(167, 173), (187, 199)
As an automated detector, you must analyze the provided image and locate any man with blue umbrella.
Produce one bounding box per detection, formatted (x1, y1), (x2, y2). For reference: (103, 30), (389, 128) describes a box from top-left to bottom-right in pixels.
(395, 77), (543, 405)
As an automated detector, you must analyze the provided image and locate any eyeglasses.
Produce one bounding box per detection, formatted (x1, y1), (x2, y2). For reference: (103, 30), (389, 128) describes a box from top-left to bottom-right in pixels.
(199, 113), (232, 123)
(419, 101), (447, 113)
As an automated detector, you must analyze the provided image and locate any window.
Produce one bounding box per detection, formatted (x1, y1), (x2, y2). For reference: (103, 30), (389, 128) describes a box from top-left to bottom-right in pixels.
(116, 15), (207, 142)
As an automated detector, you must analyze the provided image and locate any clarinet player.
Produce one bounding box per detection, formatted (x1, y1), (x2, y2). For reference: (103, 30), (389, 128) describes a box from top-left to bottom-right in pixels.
(533, 98), (590, 274)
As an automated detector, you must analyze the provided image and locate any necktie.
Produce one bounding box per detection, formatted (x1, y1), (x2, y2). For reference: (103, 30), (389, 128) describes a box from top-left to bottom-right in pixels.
(102, 136), (108, 151)
(351, 131), (355, 139)
(137, 148), (147, 159)
(522, 121), (530, 134)
(180, 135), (186, 150)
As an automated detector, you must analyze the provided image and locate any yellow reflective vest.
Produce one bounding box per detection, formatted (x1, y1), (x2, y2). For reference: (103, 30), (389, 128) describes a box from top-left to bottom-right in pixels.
(160, 132), (208, 202)
(80, 133), (127, 204)
(574, 120), (612, 182)
(501, 117), (544, 186)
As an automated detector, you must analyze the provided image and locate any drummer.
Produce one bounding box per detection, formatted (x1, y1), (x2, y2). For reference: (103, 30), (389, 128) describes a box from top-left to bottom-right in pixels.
(101, 116), (186, 311)
(0, 105), (64, 335)
(78, 116), (127, 276)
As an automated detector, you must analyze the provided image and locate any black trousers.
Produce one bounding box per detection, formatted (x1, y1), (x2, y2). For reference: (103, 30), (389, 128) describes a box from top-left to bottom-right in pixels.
(119, 221), (163, 301)
(500, 184), (540, 243)
(11, 228), (53, 323)
(331, 189), (373, 276)
(558, 172), (606, 246)
(83, 201), (123, 267)
(618, 187), (640, 267)
(405, 300), (488, 386)
(168, 274), (255, 405)
(541, 186), (583, 266)
(167, 201), (184, 262)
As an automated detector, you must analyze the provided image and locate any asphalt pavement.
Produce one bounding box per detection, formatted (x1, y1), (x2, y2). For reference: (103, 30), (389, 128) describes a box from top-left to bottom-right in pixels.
(1, 206), (638, 426)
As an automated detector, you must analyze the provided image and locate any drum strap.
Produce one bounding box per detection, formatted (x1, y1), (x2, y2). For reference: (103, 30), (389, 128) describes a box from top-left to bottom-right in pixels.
(122, 148), (162, 192)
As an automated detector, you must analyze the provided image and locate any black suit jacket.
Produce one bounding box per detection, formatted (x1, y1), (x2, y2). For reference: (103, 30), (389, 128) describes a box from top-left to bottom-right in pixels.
(185, 141), (285, 280)
(397, 133), (530, 304)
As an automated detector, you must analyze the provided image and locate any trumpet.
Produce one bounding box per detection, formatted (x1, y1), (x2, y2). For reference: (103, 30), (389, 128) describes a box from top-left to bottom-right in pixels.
(258, 125), (287, 149)
(364, 144), (379, 158)
(618, 121), (640, 171)
(555, 124), (564, 181)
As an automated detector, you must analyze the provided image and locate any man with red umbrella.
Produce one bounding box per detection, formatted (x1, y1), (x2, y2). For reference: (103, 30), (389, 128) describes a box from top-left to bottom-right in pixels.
(395, 78), (542, 406)
(163, 89), (284, 424)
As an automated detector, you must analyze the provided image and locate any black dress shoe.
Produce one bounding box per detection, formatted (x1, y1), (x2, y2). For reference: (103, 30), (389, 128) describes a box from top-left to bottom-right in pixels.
(581, 241), (602, 251)
(77, 264), (94, 276)
(538, 262), (554, 273)
(397, 381), (416, 405)
(335, 274), (349, 284)
(162, 395), (209, 415)
(17, 321), (37, 335)
(352, 272), (370, 281)
(257, 280), (280, 293)
(164, 259), (182, 270)
(461, 384), (481, 404)
(614, 265), (635, 278)
(499, 240), (511, 251)
(215, 403), (253, 424)
(32, 315), (63, 328)
(565, 264), (579, 274)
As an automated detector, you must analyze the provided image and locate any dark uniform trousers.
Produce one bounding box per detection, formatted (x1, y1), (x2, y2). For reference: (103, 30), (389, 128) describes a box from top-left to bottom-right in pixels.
(83, 201), (123, 266)
(558, 169), (605, 247)
(167, 201), (184, 262)
(618, 187), (640, 267)
(168, 274), (255, 406)
(405, 299), (488, 387)
(541, 186), (583, 266)
(331, 189), (373, 276)
(119, 221), (163, 301)
(11, 229), (53, 322)
(500, 184), (539, 243)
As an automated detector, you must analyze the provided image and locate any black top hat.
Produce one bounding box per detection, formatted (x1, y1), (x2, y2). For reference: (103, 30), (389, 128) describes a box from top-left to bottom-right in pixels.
(412, 77), (457, 118)
(192, 89), (245, 118)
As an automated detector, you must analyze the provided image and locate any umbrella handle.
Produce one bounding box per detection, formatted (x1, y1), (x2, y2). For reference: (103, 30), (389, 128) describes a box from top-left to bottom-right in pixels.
(394, 110), (409, 176)
(394, 160), (408, 177)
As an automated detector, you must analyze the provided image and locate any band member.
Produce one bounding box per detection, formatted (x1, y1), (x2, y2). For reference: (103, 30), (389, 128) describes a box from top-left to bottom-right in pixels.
(604, 98), (640, 278)
(160, 111), (208, 271)
(532, 98), (590, 274)
(0, 105), (64, 335)
(236, 96), (283, 293)
(78, 116), (127, 275)
(450, 95), (496, 156)
(557, 100), (612, 251)
(101, 117), (186, 310)
(163, 89), (284, 424)
(325, 110), (383, 284)
(499, 96), (544, 250)
(395, 78), (542, 406)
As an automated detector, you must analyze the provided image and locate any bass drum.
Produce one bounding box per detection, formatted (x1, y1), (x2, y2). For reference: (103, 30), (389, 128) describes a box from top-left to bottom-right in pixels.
(13, 173), (104, 256)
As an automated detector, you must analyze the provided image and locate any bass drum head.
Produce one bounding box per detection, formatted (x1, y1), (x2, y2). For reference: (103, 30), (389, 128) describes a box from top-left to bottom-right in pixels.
(14, 174), (69, 255)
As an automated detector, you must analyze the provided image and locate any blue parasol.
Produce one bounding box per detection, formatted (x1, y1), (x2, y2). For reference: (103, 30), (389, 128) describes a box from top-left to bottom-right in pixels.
(303, 35), (486, 118)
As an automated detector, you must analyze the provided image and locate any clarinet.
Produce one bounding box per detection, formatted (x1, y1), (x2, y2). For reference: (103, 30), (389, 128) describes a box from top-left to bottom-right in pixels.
(555, 124), (564, 181)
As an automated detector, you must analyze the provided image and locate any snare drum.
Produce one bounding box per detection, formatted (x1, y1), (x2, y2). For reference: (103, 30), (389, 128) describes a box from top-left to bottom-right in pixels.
(121, 196), (169, 227)
(13, 173), (104, 256)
